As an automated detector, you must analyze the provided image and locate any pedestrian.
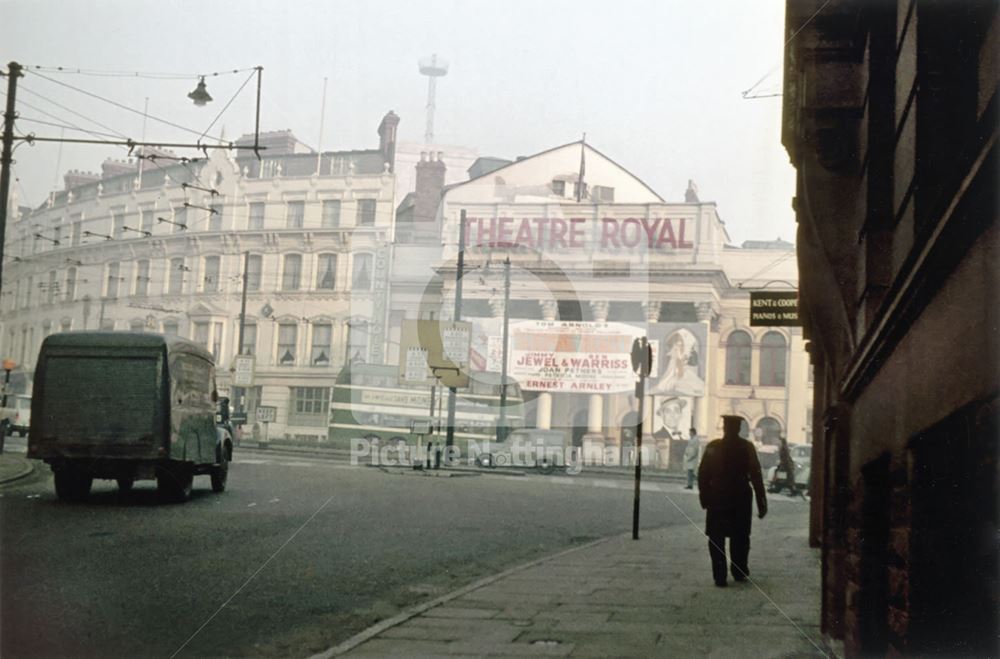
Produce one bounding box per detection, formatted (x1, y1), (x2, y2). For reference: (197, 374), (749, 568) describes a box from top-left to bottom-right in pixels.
(697, 415), (768, 587)
(683, 427), (700, 489)
(777, 435), (799, 496)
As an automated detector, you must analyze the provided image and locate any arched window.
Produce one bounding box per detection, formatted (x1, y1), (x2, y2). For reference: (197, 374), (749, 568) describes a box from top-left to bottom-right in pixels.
(759, 331), (787, 386)
(725, 330), (751, 385)
(755, 416), (783, 446)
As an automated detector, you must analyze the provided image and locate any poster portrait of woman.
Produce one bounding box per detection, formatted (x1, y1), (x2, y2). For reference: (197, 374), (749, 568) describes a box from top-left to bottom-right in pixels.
(651, 327), (705, 396)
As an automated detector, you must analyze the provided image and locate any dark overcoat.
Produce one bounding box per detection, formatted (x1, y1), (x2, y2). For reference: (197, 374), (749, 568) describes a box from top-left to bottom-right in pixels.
(697, 436), (766, 536)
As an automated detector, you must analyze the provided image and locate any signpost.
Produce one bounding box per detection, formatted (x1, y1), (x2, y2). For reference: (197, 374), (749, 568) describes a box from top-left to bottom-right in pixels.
(232, 354), (255, 387)
(630, 337), (652, 540)
(255, 405), (276, 447)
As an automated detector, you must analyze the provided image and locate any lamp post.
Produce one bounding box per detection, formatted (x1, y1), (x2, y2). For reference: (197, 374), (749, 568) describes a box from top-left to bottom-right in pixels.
(497, 256), (511, 443)
(443, 210), (467, 454)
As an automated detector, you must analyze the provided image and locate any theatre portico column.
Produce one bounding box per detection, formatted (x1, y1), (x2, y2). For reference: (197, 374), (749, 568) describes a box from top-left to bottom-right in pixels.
(694, 301), (717, 437)
(588, 300), (610, 439)
(534, 300), (560, 430)
(643, 301), (664, 467)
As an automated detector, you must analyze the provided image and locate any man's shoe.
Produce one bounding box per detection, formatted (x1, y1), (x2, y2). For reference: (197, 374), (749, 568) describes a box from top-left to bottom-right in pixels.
(714, 579), (727, 587)
(731, 568), (749, 582)
(684, 485), (693, 490)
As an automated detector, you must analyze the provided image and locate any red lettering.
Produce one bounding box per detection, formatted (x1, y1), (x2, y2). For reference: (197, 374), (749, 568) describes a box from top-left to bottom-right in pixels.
(658, 218), (677, 248)
(641, 218), (661, 247)
(515, 218), (535, 247)
(550, 218), (568, 247)
(678, 217), (694, 248)
(621, 218), (641, 247)
(531, 217), (547, 246)
(601, 218), (620, 248)
(499, 217), (514, 245)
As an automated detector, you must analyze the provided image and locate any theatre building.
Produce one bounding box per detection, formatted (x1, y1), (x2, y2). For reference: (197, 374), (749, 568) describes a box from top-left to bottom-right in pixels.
(389, 141), (809, 467)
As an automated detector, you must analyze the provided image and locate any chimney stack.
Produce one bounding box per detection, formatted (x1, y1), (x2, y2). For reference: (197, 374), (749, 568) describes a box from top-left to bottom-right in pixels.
(377, 111), (400, 173)
(414, 151), (446, 224)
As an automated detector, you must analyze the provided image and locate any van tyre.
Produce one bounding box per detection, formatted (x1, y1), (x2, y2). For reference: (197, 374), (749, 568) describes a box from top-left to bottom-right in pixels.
(157, 464), (193, 502)
(54, 469), (93, 502)
(210, 457), (229, 493)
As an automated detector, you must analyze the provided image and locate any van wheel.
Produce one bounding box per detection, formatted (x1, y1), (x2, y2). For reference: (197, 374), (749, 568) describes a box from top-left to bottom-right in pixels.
(116, 477), (135, 493)
(157, 465), (193, 502)
(210, 458), (229, 493)
(54, 469), (93, 502)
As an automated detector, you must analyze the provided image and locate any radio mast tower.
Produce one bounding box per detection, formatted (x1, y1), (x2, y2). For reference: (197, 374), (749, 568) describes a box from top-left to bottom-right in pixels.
(418, 54), (449, 144)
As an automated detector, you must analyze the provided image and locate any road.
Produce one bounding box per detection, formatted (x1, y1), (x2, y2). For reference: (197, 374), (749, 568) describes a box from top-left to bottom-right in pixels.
(0, 448), (807, 658)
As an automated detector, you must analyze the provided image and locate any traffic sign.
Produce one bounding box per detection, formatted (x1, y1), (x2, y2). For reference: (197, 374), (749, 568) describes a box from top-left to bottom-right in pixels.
(232, 354), (255, 386)
(255, 405), (277, 423)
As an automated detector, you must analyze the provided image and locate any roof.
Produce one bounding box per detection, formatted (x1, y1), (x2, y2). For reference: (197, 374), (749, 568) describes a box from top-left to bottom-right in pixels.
(456, 140), (665, 202)
(41, 331), (214, 362)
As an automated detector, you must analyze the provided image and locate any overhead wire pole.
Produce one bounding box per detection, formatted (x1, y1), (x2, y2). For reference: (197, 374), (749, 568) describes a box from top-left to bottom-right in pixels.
(0, 61), (23, 297)
(236, 250), (250, 415)
(0, 60), (267, 301)
(444, 210), (467, 455)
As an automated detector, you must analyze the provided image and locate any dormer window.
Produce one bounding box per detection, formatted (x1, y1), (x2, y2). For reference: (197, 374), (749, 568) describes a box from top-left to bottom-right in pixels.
(552, 180), (566, 197)
(592, 185), (615, 203)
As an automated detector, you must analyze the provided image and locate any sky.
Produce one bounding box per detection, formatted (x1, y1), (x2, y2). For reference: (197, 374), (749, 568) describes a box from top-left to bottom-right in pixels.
(1, 0), (795, 245)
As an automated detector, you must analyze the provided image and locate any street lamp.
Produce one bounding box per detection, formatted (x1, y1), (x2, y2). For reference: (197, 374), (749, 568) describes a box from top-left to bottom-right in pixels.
(485, 256), (512, 443)
(187, 76), (213, 106)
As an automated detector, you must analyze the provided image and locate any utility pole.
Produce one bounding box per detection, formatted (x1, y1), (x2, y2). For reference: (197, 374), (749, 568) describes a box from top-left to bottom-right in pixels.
(444, 210), (467, 453)
(236, 250), (250, 414)
(497, 256), (511, 443)
(0, 61), (23, 297)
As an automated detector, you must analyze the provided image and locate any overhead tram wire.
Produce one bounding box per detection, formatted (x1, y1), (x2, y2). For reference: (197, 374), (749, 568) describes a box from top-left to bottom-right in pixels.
(740, 0), (832, 100)
(198, 69), (256, 143)
(24, 69), (229, 143)
(15, 85), (132, 139)
(25, 65), (258, 81)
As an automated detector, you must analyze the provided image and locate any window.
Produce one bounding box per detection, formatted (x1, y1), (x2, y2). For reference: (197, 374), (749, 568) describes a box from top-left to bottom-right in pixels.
(311, 324), (332, 366)
(352, 253), (372, 290)
(316, 254), (337, 290)
(573, 181), (588, 200)
(141, 210), (155, 235)
(173, 206), (187, 232)
(169, 258), (185, 294)
(24, 275), (32, 308)
(46, 271), (56, 304)
(193, 322), (210, 350)
(53, 226), (62, 246)
(347, 321), (368, 364)
(203, 256), (220, 292)
(277, 323), (297, 365)
(758, 331), (787, 387)
(65, 268), (76, 302)
(107, 262), (120, 298)
(130, 319), (144, 332)
(356, 199), (376, 226)
(135, 260), (150, 297)
(724, 330), (751, 386)
(212, 322), (223, 360)
(248, 202), (265, 230)
(112, 212), (125, 237)
(99, 319), (114, 331)
(592, 185), (615, 202)
(552, 180), (566, 196)
(162, 320), (179, 336)
(286, 200), (305, 228)
(321, 200), (341, 228)
(288, 386), (330, 426)
(246, 254), (262, 291)
(209, 201), (223, 231)
(71, 216), (82, 245)
(240, 323), (257, 356)
(282, 254), (302, 291)
(60, 318), (72, 333)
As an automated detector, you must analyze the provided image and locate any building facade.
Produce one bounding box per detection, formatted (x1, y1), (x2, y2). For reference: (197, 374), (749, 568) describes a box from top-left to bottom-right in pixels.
(783, 0), (997, 655)
(389, 141), (810, 467)
(1, 114), (399, 443)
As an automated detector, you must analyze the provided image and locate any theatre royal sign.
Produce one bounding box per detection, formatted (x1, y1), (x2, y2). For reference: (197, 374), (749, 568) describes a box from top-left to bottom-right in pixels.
(461, 215), (696, 251)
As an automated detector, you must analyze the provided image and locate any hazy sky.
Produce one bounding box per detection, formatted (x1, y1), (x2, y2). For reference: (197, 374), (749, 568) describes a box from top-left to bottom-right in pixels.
(2, 0), (795, 245)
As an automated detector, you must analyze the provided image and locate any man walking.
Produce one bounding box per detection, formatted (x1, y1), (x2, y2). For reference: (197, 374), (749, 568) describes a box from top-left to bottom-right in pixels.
(697, 415), (768, 587)
(683, 427), (700, 489)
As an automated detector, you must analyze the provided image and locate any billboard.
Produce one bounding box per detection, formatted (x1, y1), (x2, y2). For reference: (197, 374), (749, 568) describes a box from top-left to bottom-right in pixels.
(749, 291), (800, 326)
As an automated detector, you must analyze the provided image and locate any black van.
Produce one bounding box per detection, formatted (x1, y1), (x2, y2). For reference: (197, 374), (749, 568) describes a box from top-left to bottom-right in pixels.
(28, 332), (233, 502)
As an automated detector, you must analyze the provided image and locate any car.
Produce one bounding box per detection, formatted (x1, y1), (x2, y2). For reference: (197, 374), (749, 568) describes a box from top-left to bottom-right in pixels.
(767, 443), (812, 496)
(476, 428), (568, 473)
(1, 394), (32, 436)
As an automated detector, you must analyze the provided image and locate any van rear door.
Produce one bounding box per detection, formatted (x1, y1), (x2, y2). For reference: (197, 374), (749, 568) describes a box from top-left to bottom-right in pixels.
(36, 353), (163, 457)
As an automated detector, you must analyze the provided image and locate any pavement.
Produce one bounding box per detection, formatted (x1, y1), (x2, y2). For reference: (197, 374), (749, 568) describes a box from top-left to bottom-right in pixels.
(0, 450), (34, 485)
(313, 504), (829, 659)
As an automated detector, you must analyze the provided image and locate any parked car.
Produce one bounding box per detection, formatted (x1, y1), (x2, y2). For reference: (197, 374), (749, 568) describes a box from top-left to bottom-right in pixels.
(476, 428), (568, 473)
(767, 443), (812, 495)
(1, 394), (32, 436)
(28, 331), (233, 502)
